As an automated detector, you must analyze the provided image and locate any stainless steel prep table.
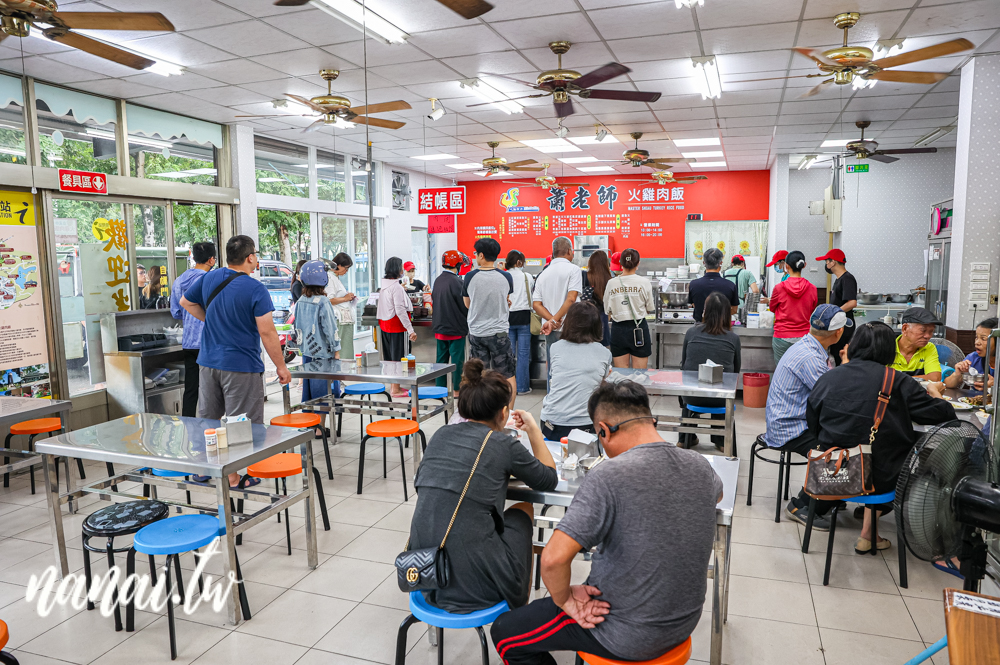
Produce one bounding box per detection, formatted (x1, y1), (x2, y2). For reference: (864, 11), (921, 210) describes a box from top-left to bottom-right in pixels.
(35, 413), (318, 626)
(283, 359), (456, 469)
(651, 322), (776, 378)
(507, 452), (738, 665)
(611, 368), (739, 456)
(1, 396), (74, 504)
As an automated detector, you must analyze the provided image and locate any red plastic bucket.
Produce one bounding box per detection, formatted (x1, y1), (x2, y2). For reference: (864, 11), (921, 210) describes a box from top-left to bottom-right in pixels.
(742, 372), (769, 408)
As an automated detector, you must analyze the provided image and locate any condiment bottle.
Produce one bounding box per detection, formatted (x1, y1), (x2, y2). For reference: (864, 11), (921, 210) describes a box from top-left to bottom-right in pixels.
(355, 353), (363, 367)
(560, 437), (569, 458)
(216, 426), (228, 449)
(407, 354), (416, 370)
(204, 428), (218, 452)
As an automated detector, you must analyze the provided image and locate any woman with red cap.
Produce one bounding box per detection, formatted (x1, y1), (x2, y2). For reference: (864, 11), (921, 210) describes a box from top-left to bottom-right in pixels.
(403, 260), (427, 292)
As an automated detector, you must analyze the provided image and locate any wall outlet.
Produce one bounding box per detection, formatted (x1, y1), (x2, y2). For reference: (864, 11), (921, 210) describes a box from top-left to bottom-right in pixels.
(970, 300), (989, 311)
(971, 262), (991, 272)
(992, 295), (999, 305)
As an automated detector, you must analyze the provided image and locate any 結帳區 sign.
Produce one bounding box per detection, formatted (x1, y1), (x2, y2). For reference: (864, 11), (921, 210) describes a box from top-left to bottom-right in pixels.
(418, 186), (466, 215)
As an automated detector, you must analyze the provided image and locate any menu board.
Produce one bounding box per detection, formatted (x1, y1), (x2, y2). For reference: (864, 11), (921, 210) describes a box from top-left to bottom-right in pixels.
(459, 170), (769, 258)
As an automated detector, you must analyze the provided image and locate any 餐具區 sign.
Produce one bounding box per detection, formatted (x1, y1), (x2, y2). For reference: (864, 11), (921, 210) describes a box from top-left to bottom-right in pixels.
(57, 169), (108, 195)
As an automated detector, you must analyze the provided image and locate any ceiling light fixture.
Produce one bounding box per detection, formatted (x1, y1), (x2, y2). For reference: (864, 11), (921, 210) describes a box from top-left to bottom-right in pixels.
(271, 99), (289, 109)
(851, 76), (877, 91)
(691, 161), (726, 167)
(914, 121), (958, 147)
(821, 139), (851, 147)
(412, 154), (458, 160)
(681, 150), (724, 158)
(691, 55), (722, 100)
(427, 98), (445, 121)
(309, 0), (409, 44)
(674, 0), (704, 7)
(447, 163), (483, 169)
(555, 120), (569, 139)
(459, 78), (523, 114)
(673, 137), (720, 147)
(568, 130), (618, 145)
(797, 154), (818, 170)
(875, 38), (905, 54)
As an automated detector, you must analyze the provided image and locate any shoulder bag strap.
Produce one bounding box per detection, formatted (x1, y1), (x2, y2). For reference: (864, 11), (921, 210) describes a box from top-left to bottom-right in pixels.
(206, 271), (246, 311)
(623, 282), (642, 329)
(869, 367), (896, 444)
(439, 430), (492, 549)
(523, 273), (532, 305)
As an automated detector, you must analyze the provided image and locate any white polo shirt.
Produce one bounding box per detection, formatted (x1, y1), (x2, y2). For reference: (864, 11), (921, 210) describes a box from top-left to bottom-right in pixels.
(532, 257), (582, 318)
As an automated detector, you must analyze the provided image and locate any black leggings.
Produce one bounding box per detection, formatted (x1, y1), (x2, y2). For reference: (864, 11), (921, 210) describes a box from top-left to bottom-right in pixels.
(490, 597), (621, 665)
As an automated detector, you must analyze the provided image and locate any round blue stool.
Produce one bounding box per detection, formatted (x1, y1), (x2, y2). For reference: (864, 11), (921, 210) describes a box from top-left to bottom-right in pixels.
(129, 515), (251, 659)
(339, 383), (393, 439)
(395, 591), (509, 665)
(685, 405), (726, 415)
(146, 468), (192, 505)
(678, 404), (733, 452)
(417, 387), (450, 424)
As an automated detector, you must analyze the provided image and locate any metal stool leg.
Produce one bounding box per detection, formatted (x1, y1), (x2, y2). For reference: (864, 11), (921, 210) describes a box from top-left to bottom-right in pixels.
(802, 497), (817, 554)
(898, 521), (908, 588)
(383, 437), (388, 478)
(535, 505), (551, 590)
(172, 551), (186, 603)
(234, 549), (251, 620)
(282, 477), (291, 555)
(783, 454), (792, 500)
(275, 479), (281, 523)
(312, 466), (331, 531)
(164, 554), (178, 660)
(869, 506), (879, 557)
(82, 537), (95, 611)
(125, 548), (137, 631)
(774, 451), (786, 523)
(397, 437), (408, 502)
(437, 627), (444, 665)
(394, 614), (420, 665)
(358, 435), (370, 495)
(193, 549), (205, 595)
(475, 626), (490, 665)
(106, 462), (118, 492)
(319, 426), (334, 480)
(746, 441), (758, 506)
(823, 505), (840, 586)
(3, 433), (11, 488)
(106, 538), (123, 631)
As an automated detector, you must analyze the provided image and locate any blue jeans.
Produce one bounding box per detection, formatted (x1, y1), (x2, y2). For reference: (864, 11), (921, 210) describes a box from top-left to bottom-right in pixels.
(508, 324), (532, 393)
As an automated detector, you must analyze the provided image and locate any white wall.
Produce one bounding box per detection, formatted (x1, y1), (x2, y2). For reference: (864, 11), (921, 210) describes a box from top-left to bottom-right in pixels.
(787, 166), (832, 289)
(380, 165), (454, 276)
(766, 154), (789, 293)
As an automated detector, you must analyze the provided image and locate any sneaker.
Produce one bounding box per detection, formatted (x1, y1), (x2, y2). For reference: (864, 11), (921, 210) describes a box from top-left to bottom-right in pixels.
(517, 389), (533, 395)
(785, 500), (831, 531)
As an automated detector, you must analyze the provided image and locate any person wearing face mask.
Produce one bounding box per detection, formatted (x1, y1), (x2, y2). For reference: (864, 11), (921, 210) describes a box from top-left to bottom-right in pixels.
(816, 249), (857, 366)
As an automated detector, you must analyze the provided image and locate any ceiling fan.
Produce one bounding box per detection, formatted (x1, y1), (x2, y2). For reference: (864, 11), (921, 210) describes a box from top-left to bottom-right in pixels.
(819, 120), (938, 164)
(273, 0), (493, 21)
(733, 12), (973, 98)
(0, 0), (174, 70)
(480, 141), (544, 177)
(502, 164), (588, 190)
(617, 170), (707, 185)
(472, 41), (661, 118)
(621, 133), (694, 168)
(235, 69), (411, 131)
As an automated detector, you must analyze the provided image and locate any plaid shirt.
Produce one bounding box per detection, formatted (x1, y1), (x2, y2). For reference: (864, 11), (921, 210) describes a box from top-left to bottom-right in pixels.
(764, 334), (834, 447)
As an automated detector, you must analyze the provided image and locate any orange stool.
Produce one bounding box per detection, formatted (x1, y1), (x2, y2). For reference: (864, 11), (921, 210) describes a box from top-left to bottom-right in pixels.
(270, 412), (334, 480)
(0, 618), (17, 664)
(3, 417), (80, 494)
(358, 419), (424, 501)
(577, 638), (691, 665)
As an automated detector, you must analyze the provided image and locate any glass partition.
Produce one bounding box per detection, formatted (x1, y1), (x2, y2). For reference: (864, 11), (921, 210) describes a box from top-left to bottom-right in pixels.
(257, 208), (310, 266)
(320, 216), (348, 261)
(0, 73), (26, 165)
(125, 103), (222, 186)
(255, 136), (309, 198)
(35, 83), (118, 174)
(353, 218), (371, 327)
(317, 148), (346, 202)
(173, 203), (220, 275)
(133, 204), (169, 309)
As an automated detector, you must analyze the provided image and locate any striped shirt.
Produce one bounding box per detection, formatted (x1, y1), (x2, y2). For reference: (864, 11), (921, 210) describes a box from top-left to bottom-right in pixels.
(764, 334), (834, 448)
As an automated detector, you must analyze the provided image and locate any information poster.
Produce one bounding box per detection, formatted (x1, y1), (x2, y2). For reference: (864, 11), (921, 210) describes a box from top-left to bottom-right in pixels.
(459, 171), (769, 258)
(0, 189), (50, 397)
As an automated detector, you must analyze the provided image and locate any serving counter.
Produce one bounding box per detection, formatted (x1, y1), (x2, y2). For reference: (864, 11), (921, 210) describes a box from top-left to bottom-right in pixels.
(360, 315), (438, 362)
(651, 322), (777, 378)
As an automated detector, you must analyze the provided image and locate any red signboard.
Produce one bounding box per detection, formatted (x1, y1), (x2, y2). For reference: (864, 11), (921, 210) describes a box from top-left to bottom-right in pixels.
(428, 214), (456, 234)
(418, 186), (466, 215)
(58, 169), (108, 195)
(458, 171), (769, 259)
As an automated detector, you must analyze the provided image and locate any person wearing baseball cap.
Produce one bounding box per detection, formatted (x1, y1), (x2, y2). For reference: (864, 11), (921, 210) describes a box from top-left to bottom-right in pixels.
(432, 250), (470, 392)
(609, 251), (622, 273)
(891, 307), (944, 380)
(765, 250), (790, 282)
(296, 259), (342, 414)
(403, 260), (426, 293)
(722, 254), (759, 309)
(816, 248), (857, 365)
(764, 303), (851, 530)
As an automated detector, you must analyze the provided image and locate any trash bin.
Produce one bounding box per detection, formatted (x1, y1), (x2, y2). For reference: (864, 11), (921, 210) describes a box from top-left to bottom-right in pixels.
(742, 372), (769, 408)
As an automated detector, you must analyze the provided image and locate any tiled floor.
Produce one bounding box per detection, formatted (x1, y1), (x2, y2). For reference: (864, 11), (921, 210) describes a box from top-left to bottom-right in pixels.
(0, 384), (966, 665)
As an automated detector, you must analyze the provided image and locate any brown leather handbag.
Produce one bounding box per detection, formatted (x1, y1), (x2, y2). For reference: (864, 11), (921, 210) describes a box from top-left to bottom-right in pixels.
(803, 367), (895, 500)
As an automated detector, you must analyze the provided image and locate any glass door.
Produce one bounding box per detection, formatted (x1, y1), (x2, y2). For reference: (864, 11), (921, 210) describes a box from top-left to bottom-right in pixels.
(353, 218), (371, 330)
(132, 204), (170, 309)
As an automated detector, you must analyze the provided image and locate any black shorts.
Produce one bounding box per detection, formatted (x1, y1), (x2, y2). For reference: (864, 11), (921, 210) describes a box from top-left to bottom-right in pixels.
(609, 319), (652, 358)
(469, 332), (516, 378)
(380, 330), (407, 362)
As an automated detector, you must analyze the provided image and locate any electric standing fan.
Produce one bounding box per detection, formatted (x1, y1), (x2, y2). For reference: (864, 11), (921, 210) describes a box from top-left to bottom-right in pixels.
(895, 420), (1000, 591)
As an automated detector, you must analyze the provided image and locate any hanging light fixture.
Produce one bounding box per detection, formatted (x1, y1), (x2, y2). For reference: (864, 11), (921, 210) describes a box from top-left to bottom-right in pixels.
(691, 56), (721, 100)
(674, 0), (704, 8)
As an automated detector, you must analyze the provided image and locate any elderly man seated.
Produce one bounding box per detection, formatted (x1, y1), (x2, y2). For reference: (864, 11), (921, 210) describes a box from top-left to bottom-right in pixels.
(490, 380), (721, 665)
(891, 307), (943, 381)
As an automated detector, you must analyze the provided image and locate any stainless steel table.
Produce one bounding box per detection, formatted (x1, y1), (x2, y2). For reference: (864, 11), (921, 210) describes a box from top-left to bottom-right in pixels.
(35, 413), (318, 625)
(1, 397), (74, 505)
(507, 450), (738, 665)
(284, 359), (456, 468)
(611, 369), (739, 456)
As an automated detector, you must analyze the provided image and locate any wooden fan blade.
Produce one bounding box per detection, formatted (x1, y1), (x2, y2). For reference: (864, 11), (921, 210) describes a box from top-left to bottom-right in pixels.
(615, 179), (653, 182)
(274, 0), (311, 5)
(303, 119), (327, 133)
(873, 38), (974, 70)
(583, 88), (661, 103)
(505, 159), (538, 168)
(574, 62), (631, 89)
(480, 73), (541, 88)
(879, 147), (938, 155)
(352, 100), (412, 116)
(53, 12), (174, 31)
(509, 167), (545, 172)
(676, 177), (708, 183)
(792, 47), (841, 67)
(436, 0), (494, 19)
(554, 97), (574, 118)
(352, 116), (406, 129)
(649, 157), (695, 164)
(726, 74), (815, 84)
(798, 78), (834, 99)
(46, 31), (154, 69)
(870, 70), (948, 84)
(553, 182), (590, 186)
(286, 93), (329, 114)
(868, 153), (898, 164)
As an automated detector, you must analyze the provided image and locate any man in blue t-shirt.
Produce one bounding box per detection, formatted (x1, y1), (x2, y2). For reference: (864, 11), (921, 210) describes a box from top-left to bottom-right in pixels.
(181, 235), (291, 443)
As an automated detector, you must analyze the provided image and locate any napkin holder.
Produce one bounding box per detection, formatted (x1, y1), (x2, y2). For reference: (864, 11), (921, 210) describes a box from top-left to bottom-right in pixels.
(224, 418), (253, 445)
(698, 362), (723, 384)
(362, 350), (381, 367)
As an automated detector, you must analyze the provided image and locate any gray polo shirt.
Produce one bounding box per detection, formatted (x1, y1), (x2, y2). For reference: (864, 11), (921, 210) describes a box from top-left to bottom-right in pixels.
(541, 341), (612, 426)
(463, 268), (514, 337)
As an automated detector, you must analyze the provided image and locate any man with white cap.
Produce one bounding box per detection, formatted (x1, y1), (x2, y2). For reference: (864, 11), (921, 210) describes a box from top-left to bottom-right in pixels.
(763, 303), (852, 531)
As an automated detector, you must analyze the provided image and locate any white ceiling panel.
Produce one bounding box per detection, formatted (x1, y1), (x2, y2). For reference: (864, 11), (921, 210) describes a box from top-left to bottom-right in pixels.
(249, 48), (356, 78)
(120, 71), (224, 92)
(123, 33), (235, 66)
(185, 21), (311, 58)
(478, 0), (580, 21)
(0, 55), (105, 84)
(408, 25), (512, 59)
(368, 59), (458, 86)
(796, 11), (910, 48)
(72, 78), (164, 99)
(723, 116), (779, 128)
(587, 4), (696, 40)
(697, 0), (805, 30)
(213, 0), (311, 19)
(361, 0), (473, 34)
(605, 33), (702, 64)
(900, 0), (1000, 37)
(440, 51), (536, 78)
(99, 0), (246, 31)
(519, 41), (615, 71)
(715, 50), (795, 76)
(185, 86), (273, 107)
(489, 14), (601, 50)
(261, 9), (365, 48)
(719, 103), (781, 118)
(239, 77), (326, 98)
(323, 41), (430, 69)
(189, 59), (288, 86)
(701, 22), (798, 55)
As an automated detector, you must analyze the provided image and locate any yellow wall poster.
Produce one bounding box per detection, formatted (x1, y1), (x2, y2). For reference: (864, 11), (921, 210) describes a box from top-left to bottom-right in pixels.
(0, 189), (50, 397)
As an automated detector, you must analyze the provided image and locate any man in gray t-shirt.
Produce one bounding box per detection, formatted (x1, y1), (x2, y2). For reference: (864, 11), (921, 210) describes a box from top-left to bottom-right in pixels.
(492, 381), (722, 664)
(463, 237), (517, 402)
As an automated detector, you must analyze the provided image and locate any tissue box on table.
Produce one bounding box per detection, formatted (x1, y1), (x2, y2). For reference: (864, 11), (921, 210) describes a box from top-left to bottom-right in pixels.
(362, 350), (381, 367)
(698, 361), (723, 384)
(223, 414), (253, 445)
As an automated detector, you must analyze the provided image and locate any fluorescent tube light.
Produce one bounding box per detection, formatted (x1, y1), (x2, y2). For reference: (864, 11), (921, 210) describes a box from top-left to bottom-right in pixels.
(691, 161), (726, 167)
(412, 154), (458, 160)
(681, 151), (723, 158)
(459, 78), (523, 114)
(578, 166), (616, 172)
(447, 163), (483, 169)
(558, 157), (599, 164)
(821, 139), (850, 147)
(797, 155), (818, 170)
(673, 137), (720, 147)
(692, 55), (721, 100)
(309, 0), (409, 44)
(675, 0), (704, 7)
(0, 147), (26, 157)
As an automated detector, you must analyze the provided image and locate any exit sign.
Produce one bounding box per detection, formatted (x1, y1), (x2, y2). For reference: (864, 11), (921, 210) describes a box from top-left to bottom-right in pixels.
(846, 164), (869, 173)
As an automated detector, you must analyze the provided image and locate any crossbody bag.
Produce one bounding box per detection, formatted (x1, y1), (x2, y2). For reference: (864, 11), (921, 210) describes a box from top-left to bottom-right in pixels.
(395, 430), (492, 591)
(524, 274), (542, 335)
(620, 279), (645, 347)
(803, 367), (895, 500)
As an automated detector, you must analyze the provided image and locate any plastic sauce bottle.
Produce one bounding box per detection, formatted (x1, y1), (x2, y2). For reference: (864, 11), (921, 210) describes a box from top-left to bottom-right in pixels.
(204, 428), (218, 453)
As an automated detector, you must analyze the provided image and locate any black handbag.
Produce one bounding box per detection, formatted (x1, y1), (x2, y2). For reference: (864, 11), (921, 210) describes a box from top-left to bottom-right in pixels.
(395, 430), (492, 592)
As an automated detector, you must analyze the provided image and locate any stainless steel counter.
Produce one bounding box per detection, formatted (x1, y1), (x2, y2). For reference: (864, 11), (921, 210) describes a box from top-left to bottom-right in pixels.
(651, 322), (777, 376)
